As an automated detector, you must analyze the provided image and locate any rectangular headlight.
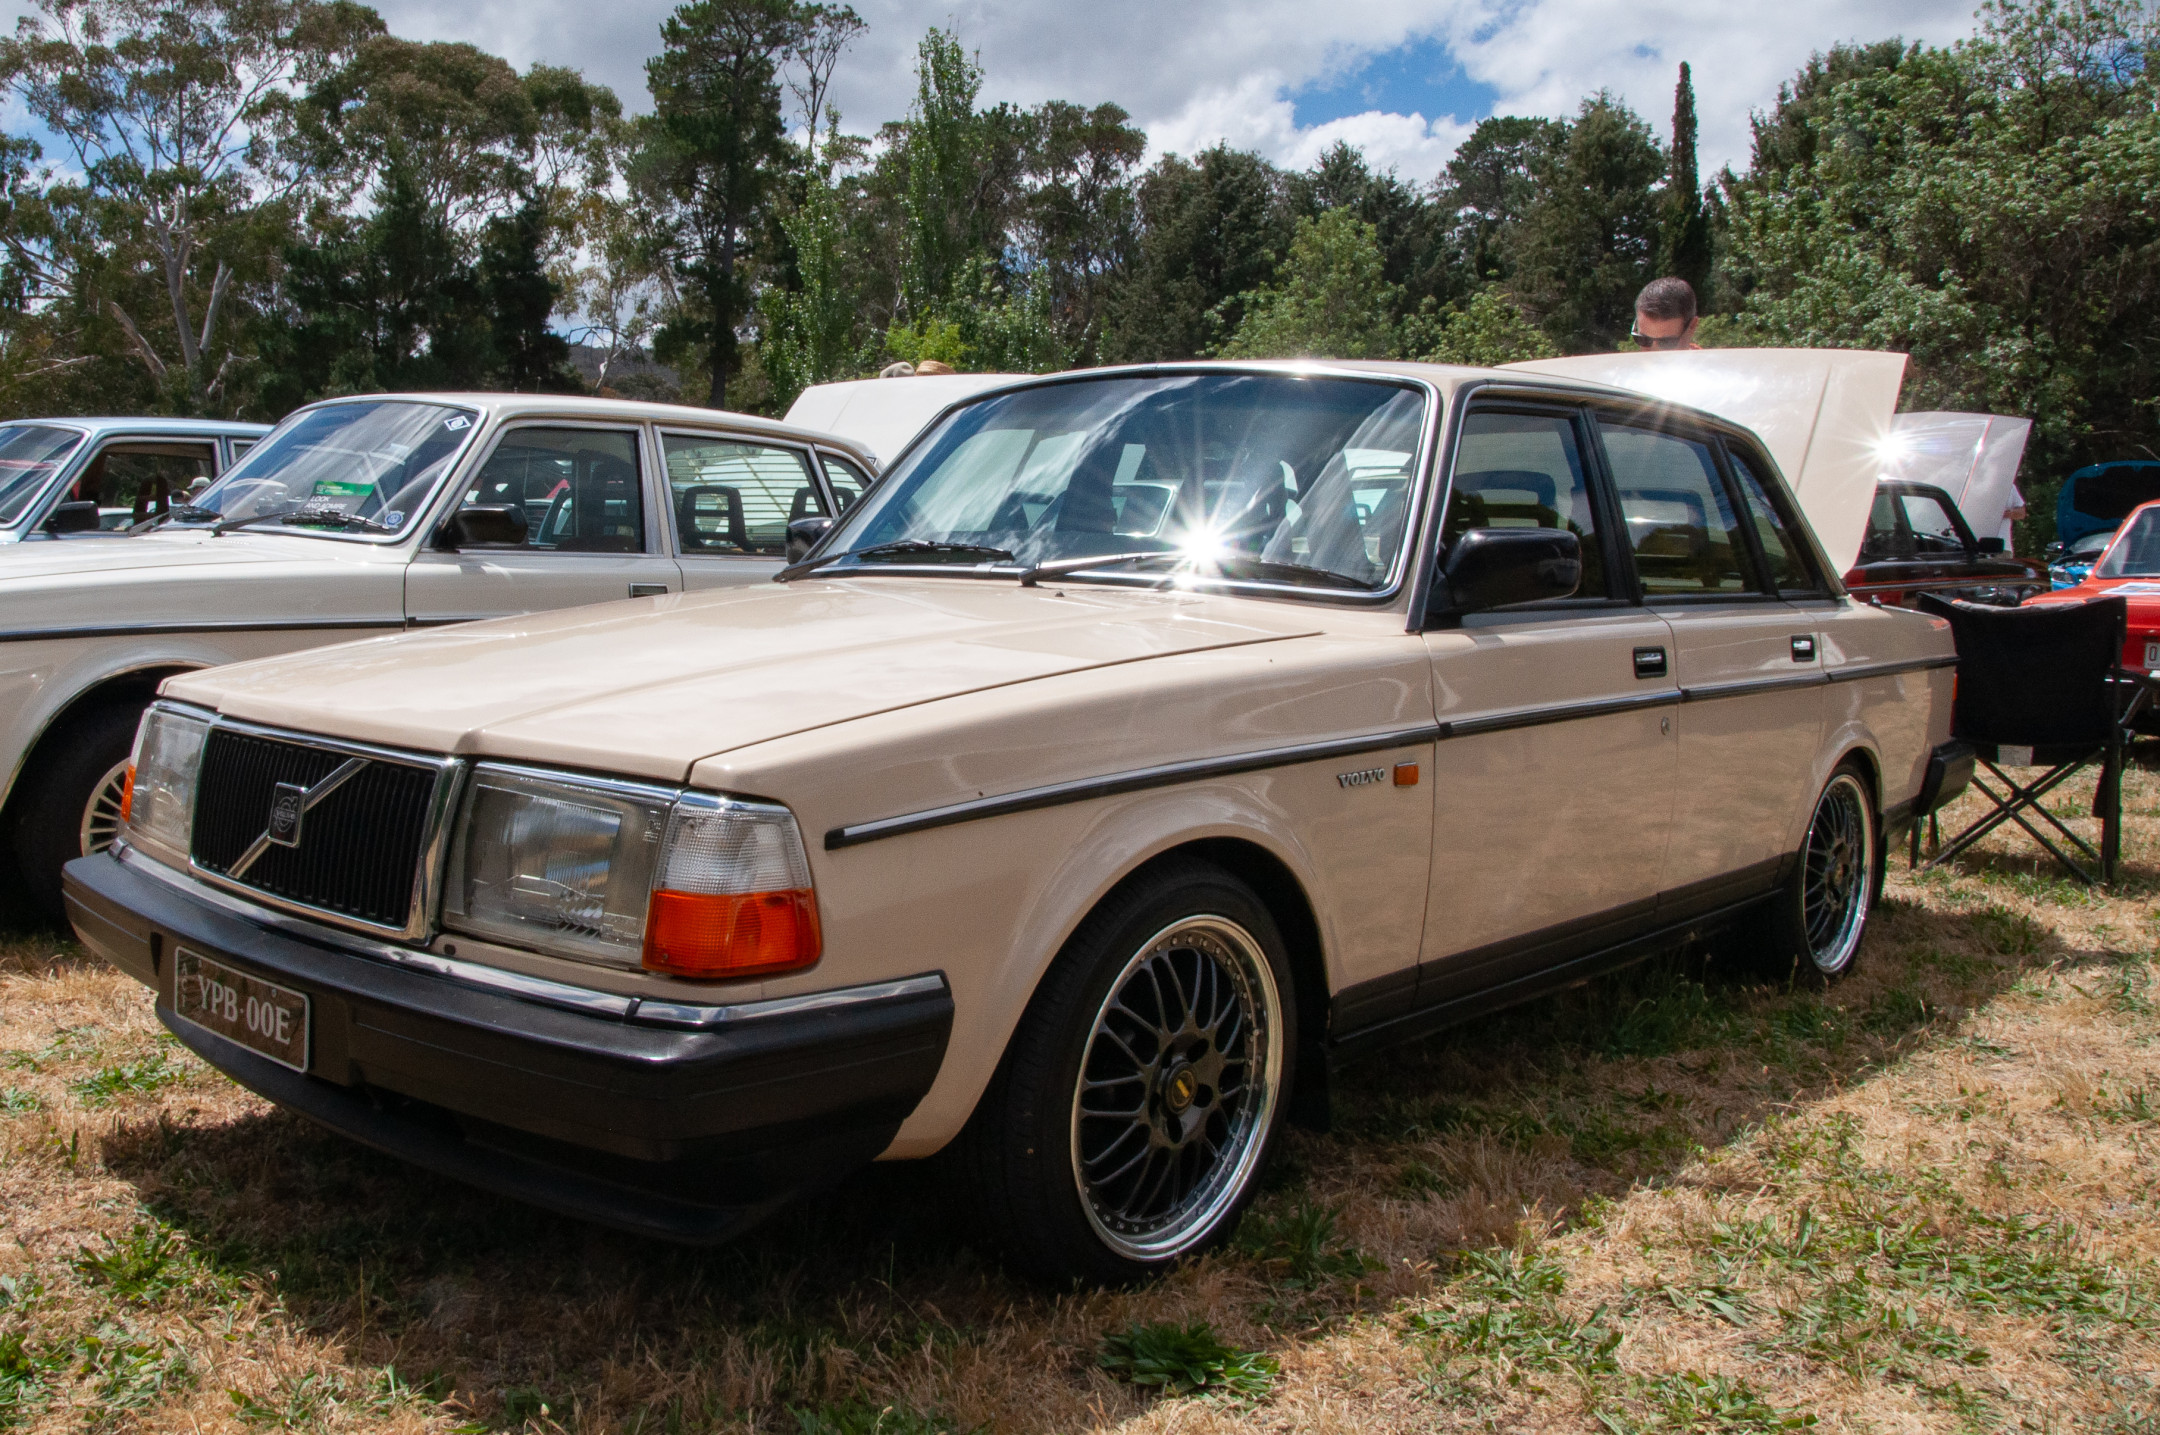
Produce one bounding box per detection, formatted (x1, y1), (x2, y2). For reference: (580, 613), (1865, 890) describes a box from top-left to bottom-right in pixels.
(444, 766), (820, 979)
(121, 703), (212, 868)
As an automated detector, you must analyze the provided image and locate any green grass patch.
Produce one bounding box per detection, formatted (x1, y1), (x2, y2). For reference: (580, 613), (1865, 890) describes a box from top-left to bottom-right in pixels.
(1234, 1200), (1373, 1287)
(69, 1048), (188, 1106)
(1098, 1322), (1279, 1401)
(72, 1223), (194, 1305)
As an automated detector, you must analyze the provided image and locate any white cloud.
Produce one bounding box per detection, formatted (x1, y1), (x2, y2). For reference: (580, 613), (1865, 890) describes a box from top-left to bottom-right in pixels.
(0, 0), (1992, 180)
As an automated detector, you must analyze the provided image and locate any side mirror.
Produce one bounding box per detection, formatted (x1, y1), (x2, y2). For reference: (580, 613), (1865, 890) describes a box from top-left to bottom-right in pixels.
(436, 505), (528, 550)
(1975, 536), (2006, 554)
(786, 515), (834, 563)
(1432, 527), (1581, 620)
(43, 501), (98, 534)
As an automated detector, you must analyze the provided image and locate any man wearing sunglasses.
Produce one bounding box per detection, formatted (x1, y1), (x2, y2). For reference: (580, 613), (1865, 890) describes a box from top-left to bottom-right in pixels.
(1630, 276), (1701, 350)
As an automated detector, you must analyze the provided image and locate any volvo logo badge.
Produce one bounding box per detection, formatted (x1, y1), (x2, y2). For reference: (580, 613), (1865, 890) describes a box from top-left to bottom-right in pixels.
(227, 757), (368, 879)
(1337, 766), (1387, 788)
(267, 783), (306, 847)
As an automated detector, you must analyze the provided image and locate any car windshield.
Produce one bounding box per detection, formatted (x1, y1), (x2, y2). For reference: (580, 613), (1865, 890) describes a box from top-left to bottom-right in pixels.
(0, 424), (86, 527)
(2095, 508), (2160, 578)
(821, 373), (1428, 591)
(180, 400), (480, 537)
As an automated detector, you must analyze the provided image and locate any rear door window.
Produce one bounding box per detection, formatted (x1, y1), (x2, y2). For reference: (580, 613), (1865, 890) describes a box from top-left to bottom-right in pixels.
(1601, 420), (1751, 597)
(1725, 445), (1819, 593)
(664, 436), (824, 556)
(1444, 408), (1607, 598)
(459, 427), (645, 552)
(819, 452), (872, 511)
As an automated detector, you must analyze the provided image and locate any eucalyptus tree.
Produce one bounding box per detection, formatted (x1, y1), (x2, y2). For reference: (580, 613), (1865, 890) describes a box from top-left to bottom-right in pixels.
(0, 0), (383, 411)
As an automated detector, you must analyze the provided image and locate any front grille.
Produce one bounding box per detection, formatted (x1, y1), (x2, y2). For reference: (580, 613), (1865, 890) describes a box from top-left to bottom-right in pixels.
(192, 729), (443, 930)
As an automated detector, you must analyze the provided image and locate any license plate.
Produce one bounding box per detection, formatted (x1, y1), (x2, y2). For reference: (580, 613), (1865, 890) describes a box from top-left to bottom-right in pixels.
(2147, 640), (2160, 670)
(173, 949), (309, 1072)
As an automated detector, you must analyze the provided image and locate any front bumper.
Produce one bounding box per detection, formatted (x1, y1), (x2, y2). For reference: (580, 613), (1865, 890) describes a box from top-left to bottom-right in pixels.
(64, 849), (953, 1243)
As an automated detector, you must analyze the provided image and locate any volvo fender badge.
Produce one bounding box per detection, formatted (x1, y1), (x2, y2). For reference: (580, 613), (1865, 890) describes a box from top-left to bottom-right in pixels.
(1337, 767), (1387, 788)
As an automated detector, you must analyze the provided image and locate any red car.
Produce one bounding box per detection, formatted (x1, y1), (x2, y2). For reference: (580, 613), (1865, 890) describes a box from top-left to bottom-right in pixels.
(2027, 498), (2160, 695)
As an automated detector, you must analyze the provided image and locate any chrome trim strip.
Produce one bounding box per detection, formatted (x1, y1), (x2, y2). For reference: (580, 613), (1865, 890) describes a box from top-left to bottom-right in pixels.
(631, 974), (950, 1030)
(0, 618), (405, 644)
(1680, 673), (1834, 702)
(1446, 689), (1680, 738)
(120, 844), (941, 1029)
(825, 725), (1444, 850)
(1827, 656), (1960, 682)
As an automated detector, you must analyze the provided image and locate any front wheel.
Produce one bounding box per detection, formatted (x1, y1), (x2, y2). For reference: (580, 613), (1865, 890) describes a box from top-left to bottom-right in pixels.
(1765, 763), (1880, 983)
(9, 700), (145, 923)
(961, 861), (1295, 1284)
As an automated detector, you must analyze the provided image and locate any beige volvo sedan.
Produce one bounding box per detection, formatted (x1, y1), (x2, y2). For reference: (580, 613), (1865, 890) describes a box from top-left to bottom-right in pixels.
(64, 362), (1963, 1283)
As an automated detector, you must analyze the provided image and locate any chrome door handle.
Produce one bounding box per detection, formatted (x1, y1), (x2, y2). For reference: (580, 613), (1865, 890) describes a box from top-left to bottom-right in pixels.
(628, 582), (669, 598)
(1791, 634), (1817, 661)
(1633, 646), (1668, 679)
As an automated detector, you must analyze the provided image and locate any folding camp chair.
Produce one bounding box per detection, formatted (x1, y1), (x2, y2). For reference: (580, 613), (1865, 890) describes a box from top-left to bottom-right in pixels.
(1914, 593), (2158, 883)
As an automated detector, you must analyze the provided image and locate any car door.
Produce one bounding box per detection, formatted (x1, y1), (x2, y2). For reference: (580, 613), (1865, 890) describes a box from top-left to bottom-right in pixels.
(1416, 400), (1680, 1011)
(661, 429), (836, 590)
(404, 421), (681, 621)
(1599, 414), (1827, 915)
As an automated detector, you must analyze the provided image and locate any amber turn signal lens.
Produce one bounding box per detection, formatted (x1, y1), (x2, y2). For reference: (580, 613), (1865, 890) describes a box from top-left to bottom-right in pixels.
(1393, 762), (1419, 786)
(118, 765), (135, 825)
(642, 888), (821, 978)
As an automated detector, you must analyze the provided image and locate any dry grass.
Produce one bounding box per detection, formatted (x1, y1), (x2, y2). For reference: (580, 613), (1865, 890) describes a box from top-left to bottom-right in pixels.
(2, 754), (2158, 1434)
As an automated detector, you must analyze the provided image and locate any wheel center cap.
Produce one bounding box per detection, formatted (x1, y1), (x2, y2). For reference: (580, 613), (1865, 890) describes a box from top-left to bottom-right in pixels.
(1162, 1063), (1199, 1114)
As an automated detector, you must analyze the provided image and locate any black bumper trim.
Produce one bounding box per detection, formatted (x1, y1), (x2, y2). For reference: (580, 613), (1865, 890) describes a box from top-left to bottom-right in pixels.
(64, 851), (954, 1241)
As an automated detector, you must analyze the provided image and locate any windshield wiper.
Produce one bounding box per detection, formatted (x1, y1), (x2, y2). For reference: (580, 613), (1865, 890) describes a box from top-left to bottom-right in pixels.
(1017, 551), (1369, 590)
(213, 505), (394, 536)
(774, 538), (1017, 581)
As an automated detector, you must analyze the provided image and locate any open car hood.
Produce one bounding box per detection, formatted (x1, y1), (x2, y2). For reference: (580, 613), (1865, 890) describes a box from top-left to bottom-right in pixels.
(1881, 412), (2032, 537)
(1504, 349), (1909, 573)
(783, 374), (1032, 467)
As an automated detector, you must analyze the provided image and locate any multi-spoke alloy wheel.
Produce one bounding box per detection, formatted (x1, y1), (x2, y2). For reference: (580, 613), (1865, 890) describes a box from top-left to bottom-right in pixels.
(965, 862), (1295, 1284)
(1771, 766), (1878, 980)
(80, 758), (131, 856)
(1070, 915), (1283, 1261)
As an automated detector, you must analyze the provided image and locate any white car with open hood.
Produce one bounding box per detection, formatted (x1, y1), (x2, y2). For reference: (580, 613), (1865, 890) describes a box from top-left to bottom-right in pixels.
(66, 360), (1963, 1283)
(0, 393), (878, 916)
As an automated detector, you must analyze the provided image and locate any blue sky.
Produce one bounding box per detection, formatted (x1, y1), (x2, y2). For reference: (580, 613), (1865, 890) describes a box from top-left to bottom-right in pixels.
(0, 0), (1990, 183)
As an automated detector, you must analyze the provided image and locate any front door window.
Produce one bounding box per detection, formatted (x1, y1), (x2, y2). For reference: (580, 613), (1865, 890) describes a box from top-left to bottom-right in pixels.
(459, 428), (645, 552)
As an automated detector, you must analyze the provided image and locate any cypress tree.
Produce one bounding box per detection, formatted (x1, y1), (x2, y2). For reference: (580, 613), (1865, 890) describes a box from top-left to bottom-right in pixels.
(1659, 62), (1713, 303)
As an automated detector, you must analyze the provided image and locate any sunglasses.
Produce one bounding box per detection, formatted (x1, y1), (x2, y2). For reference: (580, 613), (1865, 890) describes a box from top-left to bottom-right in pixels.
(1630, 325), (1693, 351)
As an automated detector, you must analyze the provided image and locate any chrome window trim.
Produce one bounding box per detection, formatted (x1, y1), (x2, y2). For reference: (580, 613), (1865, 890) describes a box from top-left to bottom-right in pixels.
(120, 842), (941, 1030)
(797, 365), (1447, 608)
(183, 714), (466, 943)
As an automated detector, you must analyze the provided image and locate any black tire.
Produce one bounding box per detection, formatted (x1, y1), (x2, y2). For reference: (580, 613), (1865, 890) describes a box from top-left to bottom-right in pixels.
(959, 860), (1298, 1285)
(1760, 761), (1881, 985)
(9, 699), (145, 923)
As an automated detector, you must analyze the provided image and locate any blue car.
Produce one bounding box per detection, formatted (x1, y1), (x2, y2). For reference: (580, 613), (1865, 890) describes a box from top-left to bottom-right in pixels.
(2048, 528), (2116, 588)
(2056, 459), (2160, 548)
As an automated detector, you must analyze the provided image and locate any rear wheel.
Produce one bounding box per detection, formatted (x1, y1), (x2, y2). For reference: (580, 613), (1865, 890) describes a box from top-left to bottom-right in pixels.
(9, 700), (145, 923)
(1763, 763), (1880, 983)
(962, 861), (1295, 1284)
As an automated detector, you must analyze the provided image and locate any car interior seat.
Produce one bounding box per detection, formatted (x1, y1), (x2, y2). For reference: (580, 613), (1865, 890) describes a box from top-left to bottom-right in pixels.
(676, 484), (748, 553)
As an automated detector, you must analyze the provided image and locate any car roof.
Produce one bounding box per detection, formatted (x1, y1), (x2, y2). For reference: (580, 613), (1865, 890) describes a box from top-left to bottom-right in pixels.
(2, 416), (272, 435)
(294, 392), (881, 468)
(926, 356), (1890, 573)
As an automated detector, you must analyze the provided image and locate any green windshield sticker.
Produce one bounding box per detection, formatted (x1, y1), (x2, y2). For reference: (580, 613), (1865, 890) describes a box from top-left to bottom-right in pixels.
(310, 479), (371, 498)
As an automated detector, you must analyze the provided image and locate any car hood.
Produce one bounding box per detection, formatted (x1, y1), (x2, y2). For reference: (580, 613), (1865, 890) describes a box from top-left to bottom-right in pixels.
(0, 528), (403, 631)
(168, 578), (1324, 782)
